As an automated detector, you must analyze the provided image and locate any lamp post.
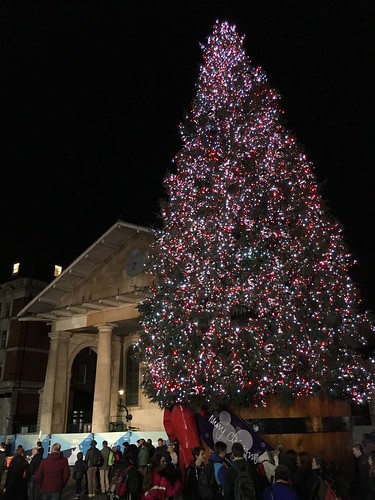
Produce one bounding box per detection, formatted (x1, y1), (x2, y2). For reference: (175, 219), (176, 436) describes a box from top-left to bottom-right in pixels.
(118, 389), (133, 422)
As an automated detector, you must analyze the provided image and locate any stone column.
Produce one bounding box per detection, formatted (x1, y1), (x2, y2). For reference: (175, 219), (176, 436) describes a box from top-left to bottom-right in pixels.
(39, 331), (72, 434)
(110, 335), (122, 422)
(92, 324), (114, 432)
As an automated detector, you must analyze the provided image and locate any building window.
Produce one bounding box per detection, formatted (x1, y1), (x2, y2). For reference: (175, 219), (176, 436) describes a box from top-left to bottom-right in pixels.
(0, 363), (3, 380)
(4, 303), (11, 317)
(12, 263), (20, 276)
(125, 345), (139, 406)
(0, 331), (7, 349)
(54, 265), (62, 277)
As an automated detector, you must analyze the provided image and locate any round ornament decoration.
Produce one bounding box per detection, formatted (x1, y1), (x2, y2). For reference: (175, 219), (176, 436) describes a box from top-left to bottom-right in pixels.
(282, 359), (295, 372)
(264, 343), (275, 355)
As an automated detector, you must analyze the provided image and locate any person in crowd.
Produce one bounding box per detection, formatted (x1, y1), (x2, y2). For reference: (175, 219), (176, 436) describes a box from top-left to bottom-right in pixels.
(99, 440), (112, 493)
(138, 439), (150, 475)
(167, 442), (179, 467)
(208, 440), (228, 493)
(73, 451), (88, 500)
(367, 451), (375, 499)
(109, 445), (123, 482)
(294, 451), (313, 500)
(183, 446), (206, 499)
(147, 439), (156, 459)
(223, 443), (256, 500)
(306, 455), (327, 500)
(113, 445), (122, 461)
(35, 442), (70, 499)
(156, 438), (168, 454)
(123, 441), (130, 458)
(3, 445), (29, 499)
(0, 442), (6, 487)
(85, 439), (102, 497)
(159, 450), (182, 499)
(352, 443), (370, 499)
(257, 448), (278, 484)
(325, 459), (351, 500)
(223, 441), (262, 500)
(141, 454), (182, 499)
(27, 446), (43, 500)
(263, 464), (299, 500)
(114, 445), (143, 500)
(284, 449), (299, 487)
(5, 440), (12, 457)
(36, 440), (45, 457)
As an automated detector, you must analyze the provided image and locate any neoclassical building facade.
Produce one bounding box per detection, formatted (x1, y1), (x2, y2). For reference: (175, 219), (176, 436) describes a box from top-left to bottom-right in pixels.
(17, 220), (164, 434)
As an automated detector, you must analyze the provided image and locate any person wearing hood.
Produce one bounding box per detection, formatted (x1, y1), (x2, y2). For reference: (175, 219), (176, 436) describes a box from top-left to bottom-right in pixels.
(35, 442), (70, 499)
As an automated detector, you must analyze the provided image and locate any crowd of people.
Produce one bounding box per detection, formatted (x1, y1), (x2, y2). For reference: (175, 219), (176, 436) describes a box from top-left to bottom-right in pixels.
(1, 436), (375, 499)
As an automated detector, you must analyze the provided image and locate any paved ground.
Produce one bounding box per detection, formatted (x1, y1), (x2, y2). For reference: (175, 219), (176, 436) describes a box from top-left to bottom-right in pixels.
(61, 473), (108, 499)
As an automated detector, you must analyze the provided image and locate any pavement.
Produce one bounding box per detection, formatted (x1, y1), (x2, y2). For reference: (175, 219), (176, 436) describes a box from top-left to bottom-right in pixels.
(61, 473), (109, 499)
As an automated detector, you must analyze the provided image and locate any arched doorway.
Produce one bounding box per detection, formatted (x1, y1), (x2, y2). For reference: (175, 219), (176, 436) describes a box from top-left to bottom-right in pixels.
(67, 347), (97, 432)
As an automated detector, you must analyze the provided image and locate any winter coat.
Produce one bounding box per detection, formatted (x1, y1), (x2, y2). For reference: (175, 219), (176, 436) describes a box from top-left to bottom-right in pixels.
(141, 471), (182, 499)
(4, 454), (29, 500)
(183, 462), (205, 499)
(36, 451), (71, 493)
(73, 458), (88, 480)
(99, 445), (112, 470)
(29, 452), (43, 477)
(208, 452), (227, 490)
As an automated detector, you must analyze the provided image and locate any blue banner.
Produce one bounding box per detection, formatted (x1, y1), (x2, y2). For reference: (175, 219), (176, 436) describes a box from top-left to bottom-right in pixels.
(195, 408), (274, 464)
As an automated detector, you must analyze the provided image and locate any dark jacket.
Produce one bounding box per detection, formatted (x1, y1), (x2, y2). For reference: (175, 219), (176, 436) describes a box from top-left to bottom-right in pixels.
(355, 452), (370, 496)
(36, 451), (70, 493)
(208, 452), (227, 490)
(4, 454), (29, 500)
(184, 461), (205, 499)
(0, 449), (6, 472)
(306, 468), (325, 500)
(73, 457), (88, 480)
(29, 452), (43, 477)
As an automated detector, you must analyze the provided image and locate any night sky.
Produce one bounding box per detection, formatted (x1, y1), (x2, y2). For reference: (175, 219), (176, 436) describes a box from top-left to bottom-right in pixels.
(1, 1), (374, 312)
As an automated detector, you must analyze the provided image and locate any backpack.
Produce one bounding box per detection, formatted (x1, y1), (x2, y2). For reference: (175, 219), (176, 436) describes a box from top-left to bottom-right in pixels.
(319, 478), (339, 500)
(323, 480), (339, 500)
(234, 464), (257, 500)
(198, 461), (219, 499)
(113, 464), (143, 499)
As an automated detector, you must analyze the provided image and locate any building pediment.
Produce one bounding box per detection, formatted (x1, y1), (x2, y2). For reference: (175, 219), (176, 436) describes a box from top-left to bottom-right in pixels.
(17, 220), (154, 332)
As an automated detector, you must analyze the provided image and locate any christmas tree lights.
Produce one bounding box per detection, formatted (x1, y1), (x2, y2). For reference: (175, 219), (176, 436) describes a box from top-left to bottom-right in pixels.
(137, 20), (375, 410)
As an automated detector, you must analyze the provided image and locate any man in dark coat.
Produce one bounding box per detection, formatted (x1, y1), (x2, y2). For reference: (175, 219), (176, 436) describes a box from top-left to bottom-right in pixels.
(36, 442), (70, 499)
(352, 443), (370, 499)
(28, 447), (43, 500)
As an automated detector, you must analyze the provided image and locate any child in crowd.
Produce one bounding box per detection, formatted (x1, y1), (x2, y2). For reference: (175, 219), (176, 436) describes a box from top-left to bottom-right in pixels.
(73, 451), (88, 500)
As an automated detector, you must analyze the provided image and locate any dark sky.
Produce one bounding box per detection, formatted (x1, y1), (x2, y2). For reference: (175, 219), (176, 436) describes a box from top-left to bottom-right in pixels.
(1, 1), (374, 312)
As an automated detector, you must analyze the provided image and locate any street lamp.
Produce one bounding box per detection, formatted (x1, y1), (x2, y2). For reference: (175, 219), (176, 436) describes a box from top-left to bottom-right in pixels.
(118, 389), (133, 422)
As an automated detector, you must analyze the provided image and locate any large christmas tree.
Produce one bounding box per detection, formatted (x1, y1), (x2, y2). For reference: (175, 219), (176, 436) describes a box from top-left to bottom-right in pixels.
(137, 20), (374, 412)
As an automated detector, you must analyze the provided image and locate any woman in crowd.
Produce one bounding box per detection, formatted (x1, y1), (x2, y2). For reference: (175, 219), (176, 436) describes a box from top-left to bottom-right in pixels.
(294, 451), (313, 500)
(141, 454), (182, 499)
(4, 446), (29, 500)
